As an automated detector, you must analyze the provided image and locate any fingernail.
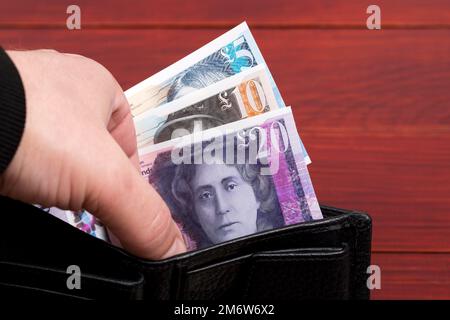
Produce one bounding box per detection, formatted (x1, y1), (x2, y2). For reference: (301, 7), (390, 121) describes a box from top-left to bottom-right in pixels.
(161, 237), (186, 259)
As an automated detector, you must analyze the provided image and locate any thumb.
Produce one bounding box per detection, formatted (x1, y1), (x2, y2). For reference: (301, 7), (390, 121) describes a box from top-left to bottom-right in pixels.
(84, 133), (186, 260)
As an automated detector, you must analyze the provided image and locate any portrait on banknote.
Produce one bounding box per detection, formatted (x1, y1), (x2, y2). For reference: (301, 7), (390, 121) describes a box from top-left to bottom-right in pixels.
(149, 137), (284, 249)
(143, 109), (320, 250)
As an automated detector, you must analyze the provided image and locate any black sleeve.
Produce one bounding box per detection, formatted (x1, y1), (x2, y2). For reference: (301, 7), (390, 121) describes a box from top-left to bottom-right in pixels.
(0, 48), (26, 174)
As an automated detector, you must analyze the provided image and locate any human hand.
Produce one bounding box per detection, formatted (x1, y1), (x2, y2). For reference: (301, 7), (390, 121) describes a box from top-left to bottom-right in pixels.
(0, 49), (186, 259)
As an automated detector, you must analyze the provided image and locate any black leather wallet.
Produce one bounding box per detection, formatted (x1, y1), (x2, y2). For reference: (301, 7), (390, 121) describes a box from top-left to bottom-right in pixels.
(0, 196), (372, 300)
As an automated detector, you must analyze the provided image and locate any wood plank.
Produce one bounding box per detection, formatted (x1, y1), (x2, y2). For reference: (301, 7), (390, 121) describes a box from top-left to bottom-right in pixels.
(371, 253), (450, 299)
(0, 29), (449, 252)
(0, 0), (449, 27)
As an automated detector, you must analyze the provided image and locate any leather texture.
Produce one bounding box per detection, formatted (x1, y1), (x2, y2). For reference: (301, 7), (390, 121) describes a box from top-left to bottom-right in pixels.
(0, 196), (372, 300)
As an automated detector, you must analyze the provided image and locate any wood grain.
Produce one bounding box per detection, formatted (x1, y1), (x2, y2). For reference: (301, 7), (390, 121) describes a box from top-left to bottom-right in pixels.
(307, 130), (450, 252)
(1, 29), (449, 128)
(0, 0), (449, 28)
(371, 253), (450, 299)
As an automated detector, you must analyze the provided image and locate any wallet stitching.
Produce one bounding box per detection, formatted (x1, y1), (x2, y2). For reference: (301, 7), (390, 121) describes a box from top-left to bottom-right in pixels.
(0, 266), (142, 297)
(252, 255), (349, 263)
(0, 281), (92, 300)
(0, 261), (145, 288)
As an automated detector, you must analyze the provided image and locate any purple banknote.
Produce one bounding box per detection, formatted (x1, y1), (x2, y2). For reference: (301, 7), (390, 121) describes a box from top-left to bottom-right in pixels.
(139, 107), (322, 251)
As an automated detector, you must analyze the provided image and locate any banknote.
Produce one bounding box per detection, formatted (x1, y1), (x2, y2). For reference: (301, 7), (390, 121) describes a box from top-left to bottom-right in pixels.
(139, 107), (322, 251)
(125, 22), (284, 116)
(133, 64), (281, 148)
(34, 205), (109, 241)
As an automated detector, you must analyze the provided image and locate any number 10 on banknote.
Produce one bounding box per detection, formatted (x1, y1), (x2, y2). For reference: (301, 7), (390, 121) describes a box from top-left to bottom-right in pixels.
(133, 65), (280, 148)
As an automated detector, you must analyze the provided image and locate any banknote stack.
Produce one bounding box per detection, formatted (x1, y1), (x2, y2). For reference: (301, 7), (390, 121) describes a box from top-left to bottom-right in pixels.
(42, 22), (323, 251)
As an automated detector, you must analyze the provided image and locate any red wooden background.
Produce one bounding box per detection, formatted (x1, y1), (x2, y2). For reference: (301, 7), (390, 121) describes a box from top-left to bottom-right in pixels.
(1, 0), (449, 299)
